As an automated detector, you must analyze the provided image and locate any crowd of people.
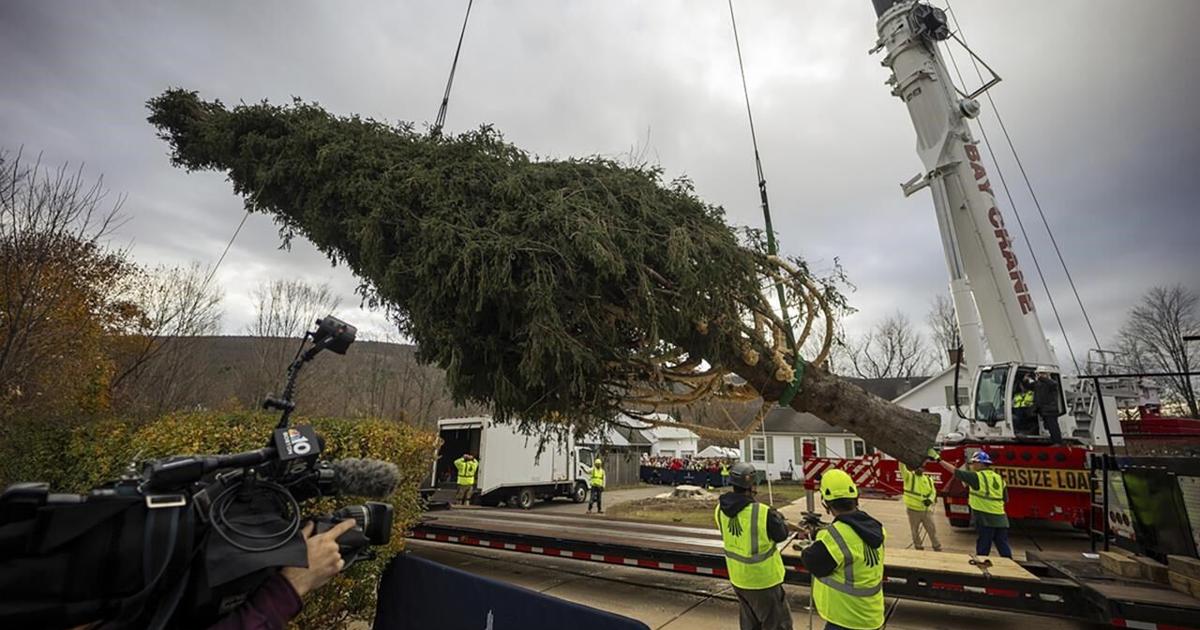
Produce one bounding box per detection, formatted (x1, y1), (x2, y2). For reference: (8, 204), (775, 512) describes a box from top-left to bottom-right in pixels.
(639, 454), (737, 486)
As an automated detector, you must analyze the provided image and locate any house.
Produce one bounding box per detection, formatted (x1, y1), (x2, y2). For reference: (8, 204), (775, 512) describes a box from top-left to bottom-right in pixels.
(697, 445), (741, 459)
(607, 413), (701, 459)
(891, 364), (972, 440)
(578, 422), (654, 486)
(742, 408), (875, 481)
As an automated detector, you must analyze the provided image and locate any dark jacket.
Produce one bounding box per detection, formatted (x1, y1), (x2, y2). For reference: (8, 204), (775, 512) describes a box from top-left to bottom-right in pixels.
(718, 491), (789, 543)
(1033, 377), (1060, 416)
(800, 510), (885, 578)
(206, 574), (303, 630)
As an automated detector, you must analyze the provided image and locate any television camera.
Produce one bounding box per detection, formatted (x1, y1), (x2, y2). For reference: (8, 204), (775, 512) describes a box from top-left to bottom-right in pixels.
(0, 316), (400, 629)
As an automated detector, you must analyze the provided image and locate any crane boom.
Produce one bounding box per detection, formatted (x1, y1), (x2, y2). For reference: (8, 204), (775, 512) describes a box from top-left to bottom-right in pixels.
(871, 0), (1056, 369)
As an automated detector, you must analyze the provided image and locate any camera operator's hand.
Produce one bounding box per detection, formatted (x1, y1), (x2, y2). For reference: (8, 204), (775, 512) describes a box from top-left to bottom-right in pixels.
(280, 519), (356, 598)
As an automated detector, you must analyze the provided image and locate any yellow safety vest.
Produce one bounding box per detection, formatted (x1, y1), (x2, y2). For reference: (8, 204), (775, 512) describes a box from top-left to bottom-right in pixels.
(1013, 391), (1033, 408)
(968, 469), (1006, 515)
(714, 502), (786, 590)
(901, 465), (936, 512)
(721, 464), (730, 477)
(813, 521), (886, 630)
(590, 467), (606, 488)
(455, 458), (478, 485)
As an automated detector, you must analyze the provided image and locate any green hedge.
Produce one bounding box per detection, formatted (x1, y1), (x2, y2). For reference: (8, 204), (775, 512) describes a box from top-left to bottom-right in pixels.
(0, 412), (437, 627)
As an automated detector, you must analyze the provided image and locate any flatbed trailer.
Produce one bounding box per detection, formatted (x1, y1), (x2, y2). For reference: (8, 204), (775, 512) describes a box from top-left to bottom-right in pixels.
(409, 508), (1200, 629)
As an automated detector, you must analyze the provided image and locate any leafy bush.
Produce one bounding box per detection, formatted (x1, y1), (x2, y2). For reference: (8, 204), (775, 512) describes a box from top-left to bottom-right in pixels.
(1, 411), (437, 627)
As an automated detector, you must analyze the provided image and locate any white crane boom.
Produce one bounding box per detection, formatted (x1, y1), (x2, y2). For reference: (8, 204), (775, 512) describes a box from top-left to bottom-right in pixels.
(871, 0), (1056, 370)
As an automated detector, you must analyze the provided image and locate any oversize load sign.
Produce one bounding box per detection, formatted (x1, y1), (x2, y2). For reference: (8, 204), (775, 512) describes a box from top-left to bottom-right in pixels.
(992, 466), (1089, 493)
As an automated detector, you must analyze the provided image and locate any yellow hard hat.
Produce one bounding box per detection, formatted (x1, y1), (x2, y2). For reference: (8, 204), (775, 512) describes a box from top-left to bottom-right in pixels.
(820, 469), (858, 501)
(594, 458), (603, 465)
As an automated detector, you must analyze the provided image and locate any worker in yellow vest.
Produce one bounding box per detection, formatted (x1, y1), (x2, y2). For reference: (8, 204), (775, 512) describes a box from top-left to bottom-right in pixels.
(933, 449), (1011, 557)
(716, 462), (795, 630)
(1013, 373), (1036, 436)
(587, 457), (606, 514)
(900, 462), (941, 551)
(800, 469), (886, 630)
(721, 461), (731, 487)
(453, 453), (478, 506)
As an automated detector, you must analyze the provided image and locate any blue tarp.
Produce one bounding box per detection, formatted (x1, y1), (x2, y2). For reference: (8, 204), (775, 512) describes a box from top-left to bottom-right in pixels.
(375, 553), (652, 630)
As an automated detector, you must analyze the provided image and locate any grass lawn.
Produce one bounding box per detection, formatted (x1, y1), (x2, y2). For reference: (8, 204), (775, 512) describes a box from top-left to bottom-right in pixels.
(605, 482), (810, 528)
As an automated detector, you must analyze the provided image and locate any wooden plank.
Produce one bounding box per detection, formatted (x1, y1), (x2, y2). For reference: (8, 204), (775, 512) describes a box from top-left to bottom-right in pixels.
(1100, 550), (1143, 578)
(1134, 555), (1170, 584)
(779, 545), (1039, 581)
(1085, 578), (1200, 608)
(1169, 554), (1200, 581)
(1169, 571), (1200, 600)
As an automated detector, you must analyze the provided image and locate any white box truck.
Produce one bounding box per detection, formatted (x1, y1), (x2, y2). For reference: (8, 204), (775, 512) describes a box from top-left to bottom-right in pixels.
(427, 416), (594, 509)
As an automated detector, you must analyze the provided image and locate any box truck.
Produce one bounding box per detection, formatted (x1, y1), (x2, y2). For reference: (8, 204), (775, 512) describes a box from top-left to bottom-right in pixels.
(427, 416), (594, 509)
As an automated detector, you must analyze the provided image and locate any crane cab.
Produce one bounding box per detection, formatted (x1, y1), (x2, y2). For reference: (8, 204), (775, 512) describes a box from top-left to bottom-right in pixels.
(970, 362), (1065, 440)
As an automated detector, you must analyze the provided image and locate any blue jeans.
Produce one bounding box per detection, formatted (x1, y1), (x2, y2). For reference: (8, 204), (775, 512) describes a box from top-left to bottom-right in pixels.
(825, 623), (878, 630)
(976, 524), (1013, 558)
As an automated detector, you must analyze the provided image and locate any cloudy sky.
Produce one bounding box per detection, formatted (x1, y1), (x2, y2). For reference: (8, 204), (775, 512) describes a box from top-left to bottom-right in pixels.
(2, 0), (1197, 370)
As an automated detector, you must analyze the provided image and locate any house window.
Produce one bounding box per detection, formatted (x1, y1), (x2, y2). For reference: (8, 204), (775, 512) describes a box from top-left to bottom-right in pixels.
(660, 450), (675, 457)
(852, 439), (866, 458)
(945, 385), (970, 407)
(750, 437), (767, 462)
(817, 437), (827, 458)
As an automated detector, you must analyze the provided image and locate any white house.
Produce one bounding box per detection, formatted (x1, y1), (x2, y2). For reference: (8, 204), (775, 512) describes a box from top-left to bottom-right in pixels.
(615, 413), (701, 458)
(741, 408), (877, 481)
(891, 364), (972, 439)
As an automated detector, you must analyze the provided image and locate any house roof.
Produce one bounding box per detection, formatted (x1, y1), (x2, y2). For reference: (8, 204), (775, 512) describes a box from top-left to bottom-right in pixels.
(761, 408), (849, 435)
(615, 413), (699, 442)
(844, 376), (930, 401)
(892, 365), (965, 404)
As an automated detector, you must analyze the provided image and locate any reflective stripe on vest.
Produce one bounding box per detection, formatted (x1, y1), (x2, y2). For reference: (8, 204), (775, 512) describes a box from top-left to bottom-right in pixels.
(902, 469), (935, 512)
(715, 501), (785, 590)
(1014, 391), (1033, 408)
(812, 520), (886, 629)
(456, 459), (477, 485)
(591, 467), (605, 488)
(817, 526), (883, 597)
(968, 469), (1006, 515)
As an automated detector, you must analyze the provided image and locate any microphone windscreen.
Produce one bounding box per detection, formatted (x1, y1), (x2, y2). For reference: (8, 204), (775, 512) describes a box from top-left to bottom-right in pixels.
(330, 458), (402, 498)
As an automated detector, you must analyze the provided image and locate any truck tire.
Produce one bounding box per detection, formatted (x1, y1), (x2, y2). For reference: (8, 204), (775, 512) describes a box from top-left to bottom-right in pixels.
(571, 482), (587, 503)
(515, 488), (536, 510)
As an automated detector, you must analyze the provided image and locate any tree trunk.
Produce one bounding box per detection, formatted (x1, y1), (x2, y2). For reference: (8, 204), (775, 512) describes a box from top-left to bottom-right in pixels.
(722, 345), (939, 469)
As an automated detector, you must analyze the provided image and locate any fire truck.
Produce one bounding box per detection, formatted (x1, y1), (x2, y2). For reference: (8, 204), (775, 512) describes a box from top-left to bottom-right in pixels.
(868, 0), (1198, 528)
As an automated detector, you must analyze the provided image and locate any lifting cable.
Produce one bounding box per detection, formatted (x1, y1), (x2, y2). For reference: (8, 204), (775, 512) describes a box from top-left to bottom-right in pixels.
(728, 0), (794, 505)
(940, 5), (1083, 374)
(433, 0), (475, 135)
(945, 1), (1102, 365)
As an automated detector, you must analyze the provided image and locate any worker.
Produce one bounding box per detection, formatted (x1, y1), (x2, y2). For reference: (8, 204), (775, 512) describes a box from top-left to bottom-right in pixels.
(721, 461), (731, 487)
(587, 457), (606, 514)
(1033, 370), (1063, 445)
(453, 453), (478, 506)
(801, 469), (886, 630)
(1012, 374), (1036, 436)
(900, 462), (941, 551)
(932, 449), (1011, 558)
(716, 462), (795, 630)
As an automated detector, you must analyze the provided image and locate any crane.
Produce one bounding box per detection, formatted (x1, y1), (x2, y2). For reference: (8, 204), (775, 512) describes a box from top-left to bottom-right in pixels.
(867, 0), (1125, 447)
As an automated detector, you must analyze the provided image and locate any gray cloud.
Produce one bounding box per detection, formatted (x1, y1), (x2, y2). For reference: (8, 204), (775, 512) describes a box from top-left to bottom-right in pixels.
(2, 0), (1196, 369)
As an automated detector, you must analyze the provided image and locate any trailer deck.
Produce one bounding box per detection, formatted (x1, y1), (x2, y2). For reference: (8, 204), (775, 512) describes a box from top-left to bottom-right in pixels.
(410, 508), (1200, 628)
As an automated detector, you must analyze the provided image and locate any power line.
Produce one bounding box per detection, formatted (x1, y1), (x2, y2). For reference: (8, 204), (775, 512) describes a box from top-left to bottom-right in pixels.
(945, 2), (1102, 360)
(940, 7), (1082, 374)
(433, 0), (474, 135)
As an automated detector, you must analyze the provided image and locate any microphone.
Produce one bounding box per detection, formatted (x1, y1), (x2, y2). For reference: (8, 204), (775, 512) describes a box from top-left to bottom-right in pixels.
(329, 458), (402, 498)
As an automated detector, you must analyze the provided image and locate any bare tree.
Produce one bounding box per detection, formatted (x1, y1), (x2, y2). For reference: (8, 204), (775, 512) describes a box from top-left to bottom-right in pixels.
(1116, 285), (1199, 417)
(242, 279), (341, 402)
(926, 293), (960, 369)
(847, 312), (931, 379)
(0, 149), (129, 419)
(109, 263), (224, 415)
